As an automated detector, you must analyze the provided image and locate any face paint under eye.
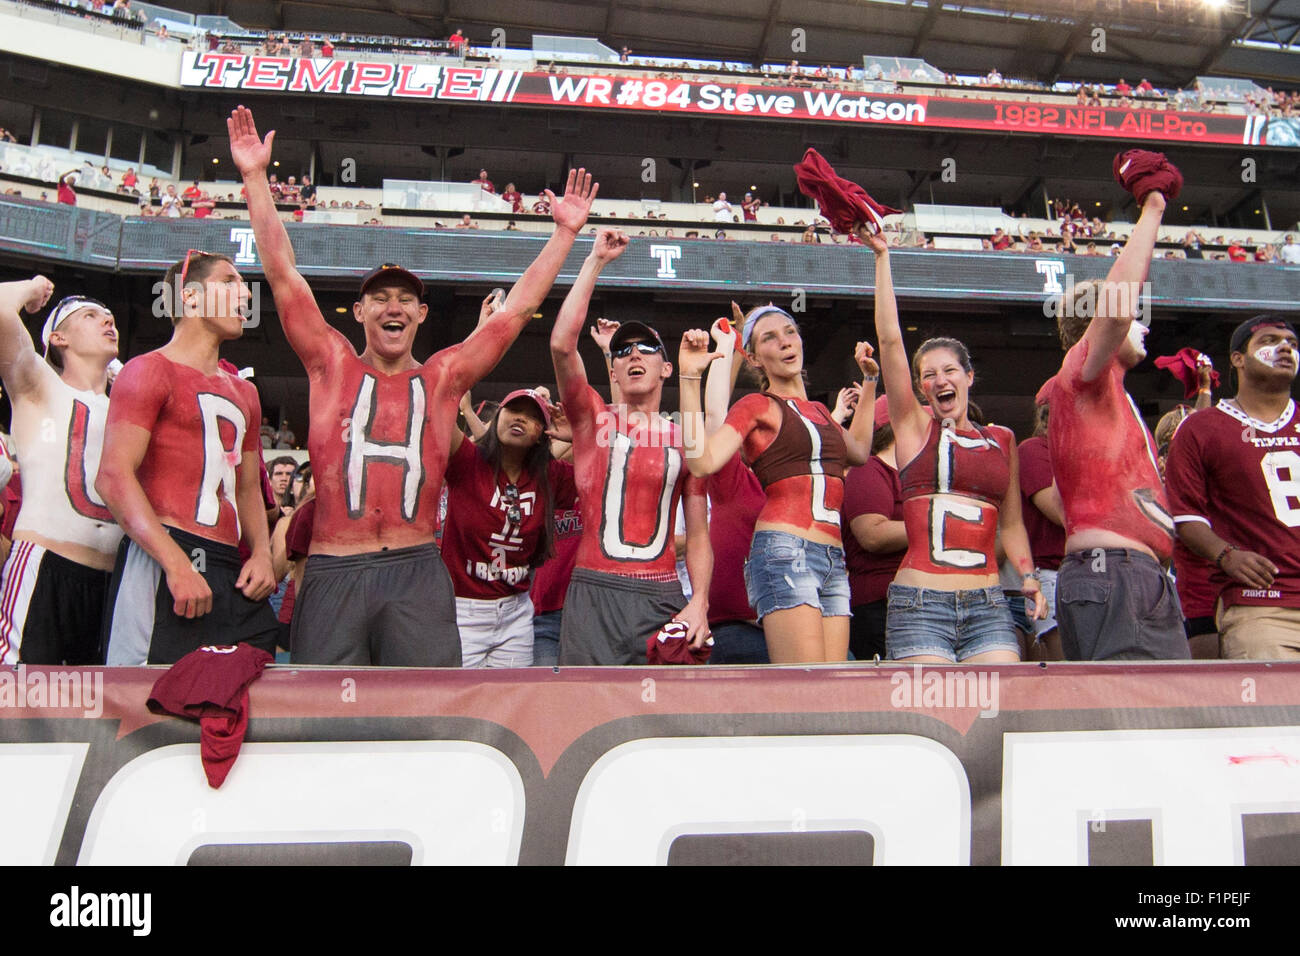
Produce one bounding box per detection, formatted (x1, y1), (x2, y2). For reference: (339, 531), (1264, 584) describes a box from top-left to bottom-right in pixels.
(1254, 344), (1292, 368)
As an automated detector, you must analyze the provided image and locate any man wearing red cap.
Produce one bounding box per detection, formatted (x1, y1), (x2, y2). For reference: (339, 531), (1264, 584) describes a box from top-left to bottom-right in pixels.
(0, 278), (122, 665)
(229, 105), (597, 665)
(1166, 315), (1300, 659)
(1036, 149), (1186, 660)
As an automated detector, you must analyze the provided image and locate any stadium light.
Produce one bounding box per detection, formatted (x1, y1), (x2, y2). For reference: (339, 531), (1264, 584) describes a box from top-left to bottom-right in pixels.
(211, 158), (219, 164)
(1202, 0), (1227, 8)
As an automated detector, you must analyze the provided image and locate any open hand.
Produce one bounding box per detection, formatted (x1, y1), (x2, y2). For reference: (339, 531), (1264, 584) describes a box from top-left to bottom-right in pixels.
(227, 106), (275, 178)
(548, 167), (599, 234)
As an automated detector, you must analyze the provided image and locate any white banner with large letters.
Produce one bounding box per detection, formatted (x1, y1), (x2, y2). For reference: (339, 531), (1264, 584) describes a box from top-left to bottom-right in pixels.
(2, 662), (1297, 865)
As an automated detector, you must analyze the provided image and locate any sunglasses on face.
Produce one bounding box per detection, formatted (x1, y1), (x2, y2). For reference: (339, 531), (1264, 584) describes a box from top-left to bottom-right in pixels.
(502, 483), (522, 526)
(612, 341), (663, 359)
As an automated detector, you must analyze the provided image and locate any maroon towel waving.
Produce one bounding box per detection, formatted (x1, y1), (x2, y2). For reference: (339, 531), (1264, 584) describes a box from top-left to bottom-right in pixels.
(147, 643), (273, 788)
(1155, 347), (1219, 400)
(1113, 149), (1183, 205)
(793, 148), (901, 234)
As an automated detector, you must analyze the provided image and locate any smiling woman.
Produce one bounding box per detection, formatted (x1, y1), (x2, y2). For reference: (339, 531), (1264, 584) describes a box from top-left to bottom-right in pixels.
(867, 225), (1042, 665)
(678, 301), (878, 664)
(440, 389), (576, 668)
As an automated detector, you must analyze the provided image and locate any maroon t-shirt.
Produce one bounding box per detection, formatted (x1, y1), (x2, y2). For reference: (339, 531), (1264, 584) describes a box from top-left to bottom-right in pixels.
(277, 498), (316, 626)
(707, 453), (765, 625)
(440, 438), (577, 599)
(1017, 435), (1064, 571)
(1166, 400), (1300, 610)
(530, 502), (582, 615)
(842, 456), (904, 606)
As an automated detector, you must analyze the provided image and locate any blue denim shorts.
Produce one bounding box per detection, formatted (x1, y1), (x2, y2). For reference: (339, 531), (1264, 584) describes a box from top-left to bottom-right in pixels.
(743, 530), (851, 621)
(885, 583), (1020, 662)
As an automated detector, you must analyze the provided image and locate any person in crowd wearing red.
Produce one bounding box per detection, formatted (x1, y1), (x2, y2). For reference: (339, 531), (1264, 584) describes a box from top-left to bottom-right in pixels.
(551, 229), (711, 664)
(472, 169), (495, 194)
(500, 182), (523, 213)
(57, 171), (77, 206)
(181, 181), (202, 203)
(270, 461), (313, 653)
(678, 299), (876, 664)
(1037, 148), (1185, 660)
(989, 227), (1012, 250)
(0, 278), (122, 665)
(1227, 240), (1249, 262)
(1115, 78), (1132, 97)
(692, 315), (770, 664)
(321, 37), (334, 57)
(442, 389), (574, 667)
(97, 250), (278, 663)
(531, 196), (551, 216)
(1166, 316), (1300, 659)
(1014, 402), (1065, 659)
(229, 105), (595, 665)
(741, 192), (762, 222)
(872, 229), (1043, 662)
(844, 395), (906, 662)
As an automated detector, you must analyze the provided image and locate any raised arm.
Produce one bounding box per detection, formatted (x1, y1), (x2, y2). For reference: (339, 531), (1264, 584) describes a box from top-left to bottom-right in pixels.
(678, 329), (739, 476)
(841, 341), (879, 466)
(228, 106), (337, 372)
(458, 391), (490, 442)
(860, 228), (929, 445)
(1080, 191), (1166, 382)
(446, 170), (599, 395)
(550, 229), (627, 397)
(703, 312), (743, 435)
(0, 276), (54, 400)
(589, 317), (622, 405)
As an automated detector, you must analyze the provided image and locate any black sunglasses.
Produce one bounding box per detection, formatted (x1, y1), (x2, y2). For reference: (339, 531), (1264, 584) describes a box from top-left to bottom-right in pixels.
(612, 341), (663, 359)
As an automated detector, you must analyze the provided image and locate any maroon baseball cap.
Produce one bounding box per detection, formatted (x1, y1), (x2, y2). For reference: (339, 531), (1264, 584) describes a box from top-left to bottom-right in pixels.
(499, 388), (552, 429)
(359, 263), (424, 298)
(608, 320), (666, 355)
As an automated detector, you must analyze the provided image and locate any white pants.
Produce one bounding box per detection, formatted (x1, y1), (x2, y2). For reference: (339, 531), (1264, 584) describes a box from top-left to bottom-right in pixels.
(457, 591), (535, 668)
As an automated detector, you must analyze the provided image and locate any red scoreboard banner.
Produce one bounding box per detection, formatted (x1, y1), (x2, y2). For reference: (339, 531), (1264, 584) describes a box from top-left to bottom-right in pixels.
(180, 52), (1278, 146)
(4, 661), (1299, 865)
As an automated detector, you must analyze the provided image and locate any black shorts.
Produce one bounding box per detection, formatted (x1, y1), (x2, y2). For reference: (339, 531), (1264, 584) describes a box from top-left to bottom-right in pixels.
(1056, 549), (1189, 661)
(290, 543), (461, 667)
(1185, 615), (1216, 639)
(104, 527), (278, 665)
(849, 599), (888, 662)
(559, 568), (686, 666)
(0, 542), (110, 665)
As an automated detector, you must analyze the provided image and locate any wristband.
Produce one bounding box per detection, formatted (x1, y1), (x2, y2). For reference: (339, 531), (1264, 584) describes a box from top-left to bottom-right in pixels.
(1215, 543), (1237, 569)
(679, 375), (702, 381)
(602, 350), (612, 359)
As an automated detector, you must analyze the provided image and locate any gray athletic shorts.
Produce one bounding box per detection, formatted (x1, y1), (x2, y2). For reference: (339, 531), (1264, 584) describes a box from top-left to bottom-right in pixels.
(558, 568), (687, 666)
(290, 543), (461, 667)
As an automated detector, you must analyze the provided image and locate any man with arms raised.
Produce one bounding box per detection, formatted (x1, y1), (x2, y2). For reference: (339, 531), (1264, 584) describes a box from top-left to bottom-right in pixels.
(97, 251), (278, 663)
(0, 278), (122, 664)
(550, 228), (711, 664)
(229, 105), (597, 665)
(1036, 149), (1187, 660)
(1166, 316), (1300, 659)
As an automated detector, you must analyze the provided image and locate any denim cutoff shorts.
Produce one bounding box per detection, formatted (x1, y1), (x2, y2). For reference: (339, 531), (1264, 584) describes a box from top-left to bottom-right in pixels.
(743, 530), (851, 621)
(885, 583), (1020, 662)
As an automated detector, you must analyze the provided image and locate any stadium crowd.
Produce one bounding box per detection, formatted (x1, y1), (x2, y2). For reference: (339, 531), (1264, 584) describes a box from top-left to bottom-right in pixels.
(0, 106), (1295, 671)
